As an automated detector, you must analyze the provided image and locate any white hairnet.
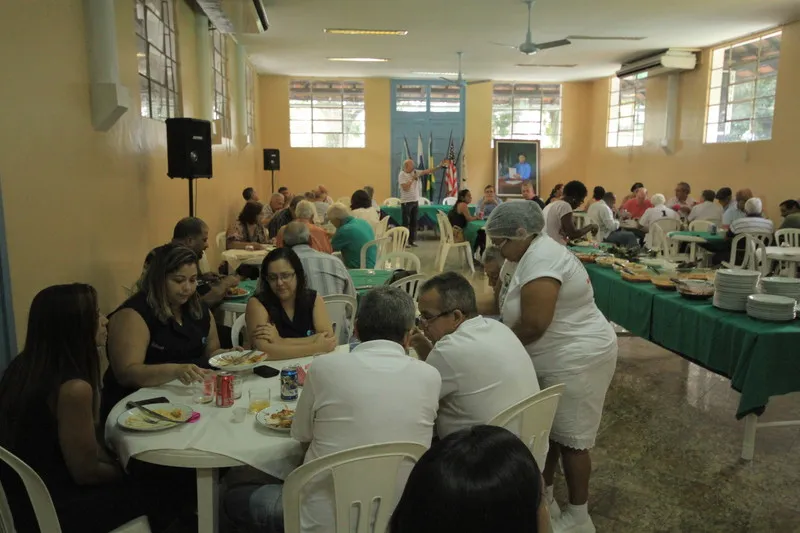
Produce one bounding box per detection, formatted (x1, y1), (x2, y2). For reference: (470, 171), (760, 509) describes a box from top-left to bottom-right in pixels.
(484, 200), (545, 239)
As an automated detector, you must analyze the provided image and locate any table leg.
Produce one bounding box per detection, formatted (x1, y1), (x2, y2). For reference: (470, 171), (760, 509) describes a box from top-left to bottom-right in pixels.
(741, 413), (758, 461)
(197, 467), (220, 533)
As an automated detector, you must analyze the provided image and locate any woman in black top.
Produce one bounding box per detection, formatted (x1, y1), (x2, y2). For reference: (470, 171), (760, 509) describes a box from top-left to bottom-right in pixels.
(246, 248), (336, 360)
(545, 183), (564, 206)
(0, 284), (150, 532)
(447, 189), (485, 255)
(103, 244), (226, 416)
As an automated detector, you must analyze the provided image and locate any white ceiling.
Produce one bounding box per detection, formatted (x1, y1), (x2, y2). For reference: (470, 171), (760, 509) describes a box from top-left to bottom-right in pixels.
(239, 0), (800, 82)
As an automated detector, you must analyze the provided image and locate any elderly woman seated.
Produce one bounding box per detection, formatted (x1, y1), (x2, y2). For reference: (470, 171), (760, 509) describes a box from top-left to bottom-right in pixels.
(483, 200), (618, 533)
(227, 201), (270, 250)
(329, 203), (377, 268)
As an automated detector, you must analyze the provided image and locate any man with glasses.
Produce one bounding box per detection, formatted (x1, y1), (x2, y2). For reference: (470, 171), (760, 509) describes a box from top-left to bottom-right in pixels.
(409, 272), (539, 439)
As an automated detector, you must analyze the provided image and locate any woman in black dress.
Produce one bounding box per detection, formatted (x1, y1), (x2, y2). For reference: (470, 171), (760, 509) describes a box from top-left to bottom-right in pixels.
(246, 248), (336, 360)
(0, 284), (150, 532)
(447, 189), (485, 255)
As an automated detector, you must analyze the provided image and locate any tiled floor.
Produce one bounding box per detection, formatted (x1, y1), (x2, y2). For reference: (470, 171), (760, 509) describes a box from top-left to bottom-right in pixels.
(410, 234), (800, 533)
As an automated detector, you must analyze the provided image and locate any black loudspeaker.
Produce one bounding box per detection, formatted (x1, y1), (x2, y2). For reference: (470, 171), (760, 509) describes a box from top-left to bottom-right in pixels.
(166, 118), (213, 179)
(263, 149), (280, 171)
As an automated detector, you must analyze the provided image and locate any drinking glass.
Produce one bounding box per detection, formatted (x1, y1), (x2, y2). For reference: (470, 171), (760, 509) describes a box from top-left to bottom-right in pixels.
(248, 388), (271, 414)
(193, 374), (216, 404)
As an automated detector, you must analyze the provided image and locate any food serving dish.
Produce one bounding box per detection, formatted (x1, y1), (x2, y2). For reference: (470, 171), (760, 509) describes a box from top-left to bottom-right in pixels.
(117, 402), (194, 431)
(209, 350), (267, 371)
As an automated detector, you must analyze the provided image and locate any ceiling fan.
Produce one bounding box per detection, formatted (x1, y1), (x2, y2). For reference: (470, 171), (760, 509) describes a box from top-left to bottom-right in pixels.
(439, 52), (491, 86)
(491, 0), (571, 55)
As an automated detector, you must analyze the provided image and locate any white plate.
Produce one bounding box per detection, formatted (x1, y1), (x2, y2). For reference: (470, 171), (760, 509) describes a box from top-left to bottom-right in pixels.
(717, 269), (761, 278)
(224, 287), (253, 300)
(117, 402), (193, 432)
(255, 405), (295, 433)
(761, 277), (800, 286)
(209, 350), (267, 371)
(747, 294), (797, 306)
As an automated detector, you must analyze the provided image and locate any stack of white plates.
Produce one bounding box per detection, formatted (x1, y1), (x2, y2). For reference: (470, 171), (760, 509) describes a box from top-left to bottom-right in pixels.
(760, 277), (800, 303)
(713, 269), (760, 311)
(746, 294), (797, 322)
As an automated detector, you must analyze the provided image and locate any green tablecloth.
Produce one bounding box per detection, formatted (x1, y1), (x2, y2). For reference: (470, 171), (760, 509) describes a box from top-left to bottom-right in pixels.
(569, 244), (612, 255)
(668, 230), (725, 243)
(380, 204), (475, 226)
(349, 269), (394, 295)
(584, 263), (800, 418)
(464, 220), (486, 250)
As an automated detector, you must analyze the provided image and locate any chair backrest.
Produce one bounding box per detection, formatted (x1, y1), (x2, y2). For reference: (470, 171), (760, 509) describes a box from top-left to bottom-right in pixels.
(216, 231), (227, 254)
(775, 228), (800, 247)
(0, 446), (62, 533)
(336, 197), (351, 205)
(418, 197), (431, 205)
(746, 231), (774, 247)
(487, 384), (565, 467)
(730, 232), (770, 275)
(442, 196), (457, 207)
(231, 313), (247, 348)
(323, 294), (357, 344)
(379, 251), (421, 272)
(651, 218), (682, 257)
(436, 211), (456, 245)
(572, 212), (588, 230)
(382, 197), (401, 207)
(384, 227), (410, 254)
(360, 237), (390, 269)
(689, 220), (713, 232)
(283, 442), (428, 533)
(389, 273), (429, 300)
(374, 216), (390, 239)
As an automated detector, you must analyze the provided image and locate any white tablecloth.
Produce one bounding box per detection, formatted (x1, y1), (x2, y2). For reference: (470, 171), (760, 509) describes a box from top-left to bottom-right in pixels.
(221, 248), (274, 271)
(765, 246), (800, 262)
(105, 354), (323, 480)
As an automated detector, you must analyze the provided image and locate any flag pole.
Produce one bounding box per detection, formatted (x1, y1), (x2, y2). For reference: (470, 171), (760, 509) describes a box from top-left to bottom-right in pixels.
(437, 130), (453, 203)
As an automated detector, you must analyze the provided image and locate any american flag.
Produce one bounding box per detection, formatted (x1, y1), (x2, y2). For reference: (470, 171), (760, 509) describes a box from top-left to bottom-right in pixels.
(445, 137), (458, 197)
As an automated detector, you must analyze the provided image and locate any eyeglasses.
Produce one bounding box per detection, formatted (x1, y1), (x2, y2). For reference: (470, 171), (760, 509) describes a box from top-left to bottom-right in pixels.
(416, 310), (455, 327)
(266, 272), (296, 283)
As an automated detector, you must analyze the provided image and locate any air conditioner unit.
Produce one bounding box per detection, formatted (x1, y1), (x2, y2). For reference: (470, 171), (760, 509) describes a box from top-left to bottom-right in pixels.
(616, 49), (697, 78)
(194, 0), (268, 33)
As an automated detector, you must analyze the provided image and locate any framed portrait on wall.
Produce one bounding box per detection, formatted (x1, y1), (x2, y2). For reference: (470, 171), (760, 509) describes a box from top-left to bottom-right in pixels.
(494, 139), (540, 198)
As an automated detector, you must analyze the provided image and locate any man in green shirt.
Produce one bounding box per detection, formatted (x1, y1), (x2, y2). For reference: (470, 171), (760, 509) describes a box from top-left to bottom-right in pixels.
(329, 203), (377, 268)
(779, 199), (800, 230)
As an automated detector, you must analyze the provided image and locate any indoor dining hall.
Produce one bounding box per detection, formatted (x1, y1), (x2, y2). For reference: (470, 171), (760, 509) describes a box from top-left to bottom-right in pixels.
(3, 0), (800, 532)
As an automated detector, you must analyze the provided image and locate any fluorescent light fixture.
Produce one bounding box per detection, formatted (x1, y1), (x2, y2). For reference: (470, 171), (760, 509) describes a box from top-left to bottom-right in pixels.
(325, 28), (408, 36)
(327, 57), (389, 62)
(412, 72), (458, 76)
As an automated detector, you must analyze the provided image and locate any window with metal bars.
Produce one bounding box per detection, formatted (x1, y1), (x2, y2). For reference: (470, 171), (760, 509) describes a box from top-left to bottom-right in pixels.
(289, 80), (365, 148)
(135, 0), (181, 121)
(491, 83), (562, 148)
(245, 62), (256, 144)
(211, 27), (231, 140)
(607, 73), (647, 148)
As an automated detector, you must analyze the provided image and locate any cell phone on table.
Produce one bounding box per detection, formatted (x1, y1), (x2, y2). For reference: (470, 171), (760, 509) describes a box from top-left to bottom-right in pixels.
(254, 366), (280, 378)
(126, 396), (169, 408)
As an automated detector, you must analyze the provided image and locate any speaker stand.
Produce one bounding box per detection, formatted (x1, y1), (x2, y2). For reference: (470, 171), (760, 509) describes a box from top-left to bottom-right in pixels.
(270, 169), (275, 194)
(188, 177), (195, 217)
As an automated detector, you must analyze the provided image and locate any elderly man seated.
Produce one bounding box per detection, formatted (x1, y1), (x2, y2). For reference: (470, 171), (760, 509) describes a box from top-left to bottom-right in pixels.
(267, 196), (303, 239)
(410, 272), (539, 439)
(329, 203), (376, 268)
(223, 286), (441, 533)
(260, 193), (285, 227)
(275, 200), (332, 253)
(587, 192), (638, 248)
(711, 197), (774, 266)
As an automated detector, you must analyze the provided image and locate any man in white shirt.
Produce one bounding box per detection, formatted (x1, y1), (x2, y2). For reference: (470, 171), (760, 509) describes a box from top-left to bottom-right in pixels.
(722, 188), (752, 228)
(224, 287), (441, 533)
(667, 181), (696, 216)
(409, 272), (539, 439)
(638, 194), (681, 248)
(687, 189), (724, 224)
(587, 192), (638, 247)
(398, 159), (439, 247)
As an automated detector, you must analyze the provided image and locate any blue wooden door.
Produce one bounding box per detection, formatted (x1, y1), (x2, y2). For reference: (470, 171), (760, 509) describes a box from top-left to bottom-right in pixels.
(390, 80), (465, 204)
(0, 179), (16, 372)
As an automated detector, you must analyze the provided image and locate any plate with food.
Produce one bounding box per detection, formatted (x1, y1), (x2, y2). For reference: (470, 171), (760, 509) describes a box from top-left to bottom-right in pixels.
(209, 350), (267, 371)
(574, 253), (597, 264)
(224, 286), (252, 300)
(621, 271), (651, 283)
(256, 406), (295, 432)
(676, 279), (715, 300)
(117, 402), (194, 432)
(651, 277), (677, 291)
(595, 256), (618, 269)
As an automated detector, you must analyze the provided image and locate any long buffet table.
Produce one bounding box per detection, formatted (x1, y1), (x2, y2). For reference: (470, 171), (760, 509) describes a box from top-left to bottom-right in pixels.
(582, 261), (800, 460)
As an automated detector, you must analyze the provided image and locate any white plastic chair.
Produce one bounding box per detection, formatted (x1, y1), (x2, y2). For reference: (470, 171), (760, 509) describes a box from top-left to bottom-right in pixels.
(0, 446), (151, 533)
(389, 273), (429, 300)
(651, 219), (687, 261)
(359, 237), (390, 269)
(572, 212), (588, 230)
(775, 228), (800, 247)
(282, 442), (428, 533)
(374, 216), (390, 239)
(723, 233), (770, 275)
(216, 231), (227, 254)
(231, 313), (247, 347)
(382, 197), (401, 207)
(384, 226), (410, 254)
(323, 294), (357, 343)
(487, 383), (565, 467)
(419, 197), (432, 206)
(434, 211), (475, 274)
(686, 220), (714, 265)
(442, 196), (457, 207)
(378, 251), (422, 272)
(688, 220), (714, 232)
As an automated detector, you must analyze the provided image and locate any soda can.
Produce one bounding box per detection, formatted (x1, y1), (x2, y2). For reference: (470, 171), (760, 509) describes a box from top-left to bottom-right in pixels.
(280, 366), (299, 401)
(710, 224), (718, 235)
(216, 372), (235, 407)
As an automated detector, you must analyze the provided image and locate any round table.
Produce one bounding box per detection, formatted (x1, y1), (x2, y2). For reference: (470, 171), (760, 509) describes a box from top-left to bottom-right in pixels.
(221, 246), (275, 272)
(105, 350), (347, 533)
(218, 279), (259, 326)
(765, 246), (800, 278)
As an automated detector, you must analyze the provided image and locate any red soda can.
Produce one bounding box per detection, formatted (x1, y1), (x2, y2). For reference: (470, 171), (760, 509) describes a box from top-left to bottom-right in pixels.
(215, 372), (235, 407)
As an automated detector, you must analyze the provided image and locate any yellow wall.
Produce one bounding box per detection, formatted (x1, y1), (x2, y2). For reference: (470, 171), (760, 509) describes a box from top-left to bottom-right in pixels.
(583, 22), (800, 219)
(0, 0), (263, 342)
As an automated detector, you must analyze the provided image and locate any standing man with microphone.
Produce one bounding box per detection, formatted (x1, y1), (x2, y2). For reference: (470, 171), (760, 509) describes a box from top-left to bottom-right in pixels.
(398, 158), (442, 247)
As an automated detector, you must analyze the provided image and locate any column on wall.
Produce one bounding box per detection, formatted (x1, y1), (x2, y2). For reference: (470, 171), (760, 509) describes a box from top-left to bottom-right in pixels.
(194, 12), (213, 121)
(233, 44), (248, 149)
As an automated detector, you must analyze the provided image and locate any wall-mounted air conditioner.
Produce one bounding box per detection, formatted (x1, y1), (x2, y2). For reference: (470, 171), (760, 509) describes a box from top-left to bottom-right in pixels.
(616, 49), (697, 79)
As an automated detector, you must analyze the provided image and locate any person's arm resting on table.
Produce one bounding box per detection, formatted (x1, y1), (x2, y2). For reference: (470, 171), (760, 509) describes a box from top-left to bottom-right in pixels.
(245, 296), (336, 360)
(561, 213), (597, 240)
(511, 278), (560, 346)
(108, 310), (209, 387)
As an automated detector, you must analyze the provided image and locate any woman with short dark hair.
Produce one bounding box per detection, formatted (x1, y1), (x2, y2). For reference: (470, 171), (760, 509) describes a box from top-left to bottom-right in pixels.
(246, 248), (336, 360)
(544, 183), (564, 206)
(227, 201), (269, 250)
(390, 425), (550, 533)
(350, 189), (380, 232)
(542, 180), (598, 244)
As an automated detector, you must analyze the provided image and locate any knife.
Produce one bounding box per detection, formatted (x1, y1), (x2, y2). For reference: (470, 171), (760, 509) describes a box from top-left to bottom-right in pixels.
(127, 400), (190, 424)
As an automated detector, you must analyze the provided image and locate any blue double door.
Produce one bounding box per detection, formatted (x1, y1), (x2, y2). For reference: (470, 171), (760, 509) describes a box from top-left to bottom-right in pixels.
(389, 80), (465, 204)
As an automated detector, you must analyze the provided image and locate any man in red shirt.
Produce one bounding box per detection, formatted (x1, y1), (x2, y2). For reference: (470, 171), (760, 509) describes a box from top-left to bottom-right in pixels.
(621, 187), (653, 220)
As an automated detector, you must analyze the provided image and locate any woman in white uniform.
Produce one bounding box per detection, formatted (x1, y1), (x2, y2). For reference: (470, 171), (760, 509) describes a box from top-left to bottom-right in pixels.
(483, 201), (617, 533)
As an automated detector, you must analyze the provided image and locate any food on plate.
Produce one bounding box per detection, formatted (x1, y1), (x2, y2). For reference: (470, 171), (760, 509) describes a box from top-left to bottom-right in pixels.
(123, 407), (185, 429)
(226, 287), (249, 297)
(676, 280), (715, 299)
(216, 351), (265, 367)
(574, 253), (596, 263)
(651, 278), (676, 290)
(268, 408), (295, 428)
(621, 272), (651, 283)
(595, 256), (618, 268)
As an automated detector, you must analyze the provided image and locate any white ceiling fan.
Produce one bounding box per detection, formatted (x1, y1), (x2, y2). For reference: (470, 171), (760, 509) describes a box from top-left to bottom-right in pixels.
(439, 52), (491, 86)
(491, 0), (571, 55)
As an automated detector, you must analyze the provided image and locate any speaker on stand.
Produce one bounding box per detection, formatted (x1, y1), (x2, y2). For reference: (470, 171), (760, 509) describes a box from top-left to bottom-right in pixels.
(263, 149), (280, 193)
(166, 118), (213, 217)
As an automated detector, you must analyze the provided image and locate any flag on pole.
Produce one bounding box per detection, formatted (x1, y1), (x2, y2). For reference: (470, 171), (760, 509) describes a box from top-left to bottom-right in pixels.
(403, 136), (412, 161)
(427, 132), (435, 197)
(445, 136), (458, 197)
